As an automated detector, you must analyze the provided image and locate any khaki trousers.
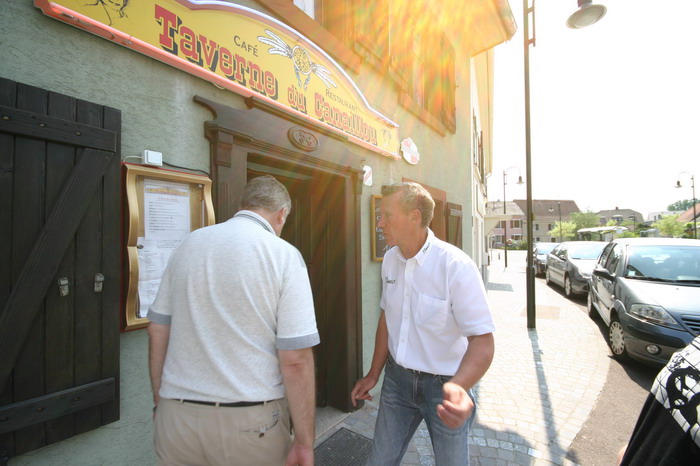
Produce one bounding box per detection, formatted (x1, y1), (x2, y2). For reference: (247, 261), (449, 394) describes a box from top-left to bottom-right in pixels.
(154, 398), (292, 466)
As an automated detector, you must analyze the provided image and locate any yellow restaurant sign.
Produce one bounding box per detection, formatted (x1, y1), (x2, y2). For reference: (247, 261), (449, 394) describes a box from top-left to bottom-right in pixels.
(35, 0), (400, 159)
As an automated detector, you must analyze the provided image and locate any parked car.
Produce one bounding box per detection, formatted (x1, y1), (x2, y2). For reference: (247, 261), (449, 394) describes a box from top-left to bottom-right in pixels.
(588, 238), (700, 365)
(546, 241), (607, 297)
(531, 242), (559, 276)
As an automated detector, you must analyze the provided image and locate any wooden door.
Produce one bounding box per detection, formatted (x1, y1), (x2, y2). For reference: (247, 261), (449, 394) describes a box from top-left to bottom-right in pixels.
(248, 169), (346, 408)
(0, 78), (120, 461)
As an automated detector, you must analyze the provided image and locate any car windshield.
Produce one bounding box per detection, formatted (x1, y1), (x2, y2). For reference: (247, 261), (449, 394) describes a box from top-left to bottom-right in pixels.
(568, 243), (606, 260)
(536, 243), (557, 254)
(624, 245), (700, 282)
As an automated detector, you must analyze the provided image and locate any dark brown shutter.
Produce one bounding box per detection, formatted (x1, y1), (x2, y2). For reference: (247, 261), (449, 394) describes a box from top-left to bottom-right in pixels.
(0, 78), (121, 460)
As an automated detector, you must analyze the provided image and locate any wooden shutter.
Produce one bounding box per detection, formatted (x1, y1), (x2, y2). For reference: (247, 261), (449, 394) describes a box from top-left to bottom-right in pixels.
(0, 78), (120, 460)
(389, 1), (411, 92)
(354, 0), (390, 68)
(447, 202), (463, 249)
(442, 37), (457, 132)
(431, 199), (447, 241)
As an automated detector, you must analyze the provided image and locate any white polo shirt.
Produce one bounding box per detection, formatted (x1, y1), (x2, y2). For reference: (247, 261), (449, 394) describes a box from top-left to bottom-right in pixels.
(148, 210), (319, 402)
(380, 229), (494, 376)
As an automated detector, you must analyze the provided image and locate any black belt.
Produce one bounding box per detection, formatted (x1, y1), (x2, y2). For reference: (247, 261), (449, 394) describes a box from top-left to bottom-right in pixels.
(180, 399), (266, 408)
(389, 354), (447, 378)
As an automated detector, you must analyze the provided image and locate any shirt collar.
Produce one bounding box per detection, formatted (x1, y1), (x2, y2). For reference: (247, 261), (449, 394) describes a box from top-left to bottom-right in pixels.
(398, 229), (434, 265)
(233, 210), (274, 234)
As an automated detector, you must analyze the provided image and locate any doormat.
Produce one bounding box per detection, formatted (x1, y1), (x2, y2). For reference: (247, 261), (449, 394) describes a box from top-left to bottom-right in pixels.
(314, 427), (373, 465)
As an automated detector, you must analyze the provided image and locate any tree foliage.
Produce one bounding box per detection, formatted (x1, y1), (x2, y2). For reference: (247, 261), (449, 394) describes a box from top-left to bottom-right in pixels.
(667, 199), (696, 211)
(570, 211), (599, 230)
(549, 221), (578, 241)
(652, 214), (688, 238)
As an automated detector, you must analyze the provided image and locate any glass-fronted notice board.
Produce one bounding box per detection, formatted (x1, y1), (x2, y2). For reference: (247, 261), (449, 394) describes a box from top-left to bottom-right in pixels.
(122, 164), (214, 330)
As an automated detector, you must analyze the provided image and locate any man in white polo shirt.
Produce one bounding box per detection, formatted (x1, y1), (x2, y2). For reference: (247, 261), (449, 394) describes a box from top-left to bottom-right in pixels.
(351, 182), (495, 465)
(148, 175), (319, 466)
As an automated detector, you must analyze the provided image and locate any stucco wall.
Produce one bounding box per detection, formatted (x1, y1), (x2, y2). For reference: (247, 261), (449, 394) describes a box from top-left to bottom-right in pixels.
(2, 1), (477, 463)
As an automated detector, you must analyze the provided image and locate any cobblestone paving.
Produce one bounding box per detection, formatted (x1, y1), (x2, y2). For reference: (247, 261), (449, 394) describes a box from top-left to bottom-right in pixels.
(319, 253), (610, 465)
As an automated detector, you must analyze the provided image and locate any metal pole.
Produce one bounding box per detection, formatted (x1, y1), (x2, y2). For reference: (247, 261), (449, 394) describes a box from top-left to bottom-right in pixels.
(524, 0), (536, 329)
(503, 171), (508, 267)
(558, 202), (562, 242)
(693, 175), (697, 239)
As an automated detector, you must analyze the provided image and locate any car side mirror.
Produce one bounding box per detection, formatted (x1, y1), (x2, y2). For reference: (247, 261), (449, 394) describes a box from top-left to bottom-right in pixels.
(592, 264), (614, 280)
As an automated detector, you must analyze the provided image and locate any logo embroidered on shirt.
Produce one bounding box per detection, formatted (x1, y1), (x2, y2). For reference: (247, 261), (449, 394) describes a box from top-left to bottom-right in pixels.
(386, 278), (396, 284)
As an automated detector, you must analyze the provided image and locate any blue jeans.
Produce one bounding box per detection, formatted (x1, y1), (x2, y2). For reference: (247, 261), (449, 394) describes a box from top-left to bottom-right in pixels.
(368, 356), (475, 466)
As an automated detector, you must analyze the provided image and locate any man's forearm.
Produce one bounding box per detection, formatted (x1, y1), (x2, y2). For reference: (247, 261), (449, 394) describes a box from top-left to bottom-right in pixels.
(368, 312), (389, 377)
(280, 348), (316, 447)
(147, 323), (171, 404)
(450, 333), (495, 390)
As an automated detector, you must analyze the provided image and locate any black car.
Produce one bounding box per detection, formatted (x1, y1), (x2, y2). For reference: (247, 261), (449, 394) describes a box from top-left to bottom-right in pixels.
(589, 238), (700, 365)
(545, 241), (607, 297)
(532, 242), (559, 276)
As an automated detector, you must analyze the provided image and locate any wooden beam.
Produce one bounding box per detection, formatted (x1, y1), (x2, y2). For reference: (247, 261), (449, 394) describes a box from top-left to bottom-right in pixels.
(0, 105), (116, 151)
(0, 379), (115, 435)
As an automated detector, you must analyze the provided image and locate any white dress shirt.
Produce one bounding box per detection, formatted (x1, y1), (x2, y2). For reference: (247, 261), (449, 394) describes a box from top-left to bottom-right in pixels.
(380, 229), (495, 376)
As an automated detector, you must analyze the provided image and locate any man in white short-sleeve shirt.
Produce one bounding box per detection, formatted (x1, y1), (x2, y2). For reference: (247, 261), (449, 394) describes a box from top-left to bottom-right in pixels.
(148, 175), (319, 466)
(351, 182), (495, 466)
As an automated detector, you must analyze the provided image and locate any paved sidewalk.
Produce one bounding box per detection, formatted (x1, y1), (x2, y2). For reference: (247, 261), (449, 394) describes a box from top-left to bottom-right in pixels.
(317, 251), (611, 465)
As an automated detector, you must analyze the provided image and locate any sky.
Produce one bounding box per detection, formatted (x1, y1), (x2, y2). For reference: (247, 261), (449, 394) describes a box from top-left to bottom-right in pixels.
(488, 0), (700, 220)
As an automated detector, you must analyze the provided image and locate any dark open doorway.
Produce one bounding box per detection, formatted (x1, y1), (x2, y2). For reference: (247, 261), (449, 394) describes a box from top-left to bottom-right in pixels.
(247, 159), (347, 408)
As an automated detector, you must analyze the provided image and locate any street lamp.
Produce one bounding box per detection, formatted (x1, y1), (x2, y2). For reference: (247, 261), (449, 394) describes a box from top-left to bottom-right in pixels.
(503, 167), (524, 268)
(548, 202), (562, 242)
(566, 0), (607, 29)
(676, 172), (697, 239)
(523, 0), (606, 329)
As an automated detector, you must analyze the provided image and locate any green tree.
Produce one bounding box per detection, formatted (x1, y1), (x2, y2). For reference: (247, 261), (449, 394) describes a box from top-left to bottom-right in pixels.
(619, 219), (640, 238)
(667, 199), (695, 211)
(570, 211), (599, 231)
(549, 220), (577, 241)
(652, 214), (688, 238)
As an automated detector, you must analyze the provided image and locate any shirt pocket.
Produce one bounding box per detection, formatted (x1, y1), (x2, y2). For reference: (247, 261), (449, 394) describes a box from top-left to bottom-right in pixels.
(416, 293), (449, 330)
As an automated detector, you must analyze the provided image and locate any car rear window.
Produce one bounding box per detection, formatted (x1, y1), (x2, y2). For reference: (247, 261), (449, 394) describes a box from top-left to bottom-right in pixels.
(569, 243), (606, 260)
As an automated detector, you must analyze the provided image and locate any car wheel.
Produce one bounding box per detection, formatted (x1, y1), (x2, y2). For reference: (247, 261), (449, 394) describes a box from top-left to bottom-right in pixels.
(564, 275), (573, 297)
(609, 315), (631, 362)
(545, 268), (551, 286)
(587, 291), (597, 318)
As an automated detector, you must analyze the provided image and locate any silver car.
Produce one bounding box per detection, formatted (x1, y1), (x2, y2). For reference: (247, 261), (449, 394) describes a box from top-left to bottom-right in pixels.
(546, 241), (607, 297)
(588, 238), (700, 365)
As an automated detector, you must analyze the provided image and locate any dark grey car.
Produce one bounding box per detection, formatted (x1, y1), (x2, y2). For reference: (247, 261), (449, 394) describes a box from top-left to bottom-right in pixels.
(588, 238), (700, 365)
(545, 241), (607, 297)
(532, 242), (559, 276)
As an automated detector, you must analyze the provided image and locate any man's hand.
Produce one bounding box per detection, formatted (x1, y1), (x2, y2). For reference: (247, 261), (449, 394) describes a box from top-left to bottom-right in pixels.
(436, 382), (474, 429)
(350, 374), (379, 407)
(285, 441), (314, 466)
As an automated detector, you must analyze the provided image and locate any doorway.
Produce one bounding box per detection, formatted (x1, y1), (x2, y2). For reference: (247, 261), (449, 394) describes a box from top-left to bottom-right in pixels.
(247, 160), (347, 408)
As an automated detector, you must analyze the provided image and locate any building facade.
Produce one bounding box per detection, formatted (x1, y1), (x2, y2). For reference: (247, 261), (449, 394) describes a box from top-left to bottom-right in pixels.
(0, 0), (515, 462)
(486, 199), (580, 246)
(485, 200), (524, 247)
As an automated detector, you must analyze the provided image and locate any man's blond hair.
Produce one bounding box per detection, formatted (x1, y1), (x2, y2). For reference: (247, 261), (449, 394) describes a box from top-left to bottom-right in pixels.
(381, 182), (435, 228)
